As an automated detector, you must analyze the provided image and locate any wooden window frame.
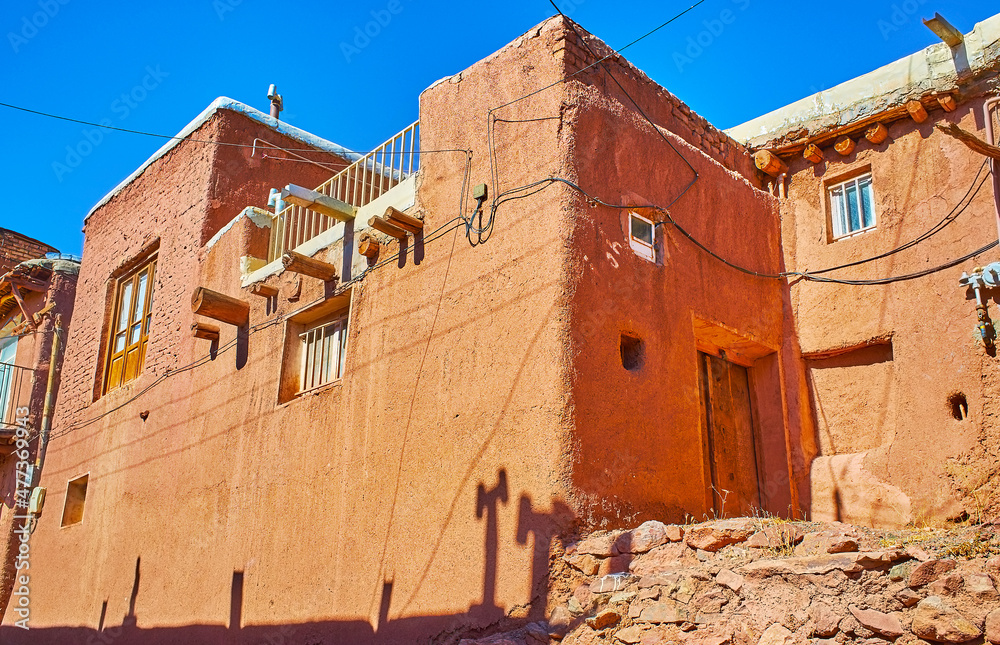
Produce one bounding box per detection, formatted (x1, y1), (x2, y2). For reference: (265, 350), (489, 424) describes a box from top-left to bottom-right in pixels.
(298, 311), (349, 393)
(103, 259), (156, 394)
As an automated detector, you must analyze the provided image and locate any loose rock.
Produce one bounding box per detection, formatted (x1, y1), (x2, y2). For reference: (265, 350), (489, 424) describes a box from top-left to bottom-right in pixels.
(616, 521), (672, 554)
(911, 596), (982, 643)
(849, 605), (904, 638)
(757, 623), (798, 645)
(586, 608), (621, 630)
(909, 560), (958, 588)
(686, 520), (755, 552)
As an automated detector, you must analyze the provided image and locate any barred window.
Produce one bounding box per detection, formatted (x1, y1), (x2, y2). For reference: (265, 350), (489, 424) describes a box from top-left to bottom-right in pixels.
(299, 313), (348, 392)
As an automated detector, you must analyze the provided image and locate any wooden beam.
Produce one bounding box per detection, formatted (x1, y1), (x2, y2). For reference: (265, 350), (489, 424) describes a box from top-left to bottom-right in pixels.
(358, 233), (380, 259)
(803, 144), (824, 164)
(281, 184), (355, 222)
(249, 283), (279, 298)
(937, 94), (958, 112)
(384, 207), (424, 233)
(4, 276), (47, 292)
(834, 136), (856, 156)
(191, 322), (220, 341)
(5, 284), (34, 330)
(191, 287), (250, 326)
(368, 216), (407, 240)
(865, 123), (889, 144)
(753, 150), (787, 177)
(281, 250), (338, 281)
(935, 122), (1000, 160)
(906, 100), (929, 124)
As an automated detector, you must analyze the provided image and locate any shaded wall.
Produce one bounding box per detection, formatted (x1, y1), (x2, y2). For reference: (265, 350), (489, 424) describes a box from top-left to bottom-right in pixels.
(557, 25), (809, 525)
(783, 96), (1000, 526)
(5, 20), (581, 644)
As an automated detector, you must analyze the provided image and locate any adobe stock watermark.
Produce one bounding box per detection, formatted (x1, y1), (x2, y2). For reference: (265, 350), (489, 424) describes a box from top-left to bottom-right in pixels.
(11, 406), (32, 630)
(876, 0), (930, 40)
(52, 65), (169, 182)
(7, 0), (71, 54)
(340, 0), (403, 63)
(213, 0), (242, 21)
(672, 0), (751, 74)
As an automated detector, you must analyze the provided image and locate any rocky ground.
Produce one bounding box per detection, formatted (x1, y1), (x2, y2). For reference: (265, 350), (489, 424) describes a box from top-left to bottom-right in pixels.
(460, 518), (1000, 645)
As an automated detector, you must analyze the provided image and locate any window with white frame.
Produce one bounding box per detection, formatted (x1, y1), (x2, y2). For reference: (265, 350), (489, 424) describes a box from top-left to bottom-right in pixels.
(829, 173), (876, 239)
(628, 211), (655, 262)
(299, 313), (348, 392)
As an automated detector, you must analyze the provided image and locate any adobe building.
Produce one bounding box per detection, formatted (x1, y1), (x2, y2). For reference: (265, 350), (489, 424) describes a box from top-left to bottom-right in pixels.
(0, 240), (79, 629)
(1, 10), (999, 645)
(0, 229), (57, 276)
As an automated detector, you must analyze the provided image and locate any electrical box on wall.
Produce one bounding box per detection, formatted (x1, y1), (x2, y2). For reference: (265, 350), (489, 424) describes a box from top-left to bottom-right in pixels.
(29, 487), (46, 515)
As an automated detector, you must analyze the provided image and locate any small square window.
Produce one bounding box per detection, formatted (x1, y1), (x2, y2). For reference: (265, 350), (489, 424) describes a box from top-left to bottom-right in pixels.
(628, 212), (655, 262)
(61, 474), (89, 527)
(829, 173), (876, 239)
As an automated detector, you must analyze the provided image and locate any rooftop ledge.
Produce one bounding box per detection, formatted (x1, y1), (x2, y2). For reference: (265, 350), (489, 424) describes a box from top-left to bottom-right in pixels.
(726, 12), (1000, 149)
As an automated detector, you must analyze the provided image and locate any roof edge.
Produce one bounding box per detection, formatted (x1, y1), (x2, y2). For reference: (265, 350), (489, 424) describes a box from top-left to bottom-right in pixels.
(84, 97), (361, 223)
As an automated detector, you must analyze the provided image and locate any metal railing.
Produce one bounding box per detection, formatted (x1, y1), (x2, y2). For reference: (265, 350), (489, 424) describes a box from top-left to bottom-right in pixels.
(268, 121), (420, 263)
(0, 362), (32, 431)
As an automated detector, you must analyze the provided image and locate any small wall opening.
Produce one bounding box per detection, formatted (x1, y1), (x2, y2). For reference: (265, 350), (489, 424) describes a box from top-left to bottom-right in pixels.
(948, 393), (968, 421)
(61, 474), (89, 527)
(620, 334), (644, 371)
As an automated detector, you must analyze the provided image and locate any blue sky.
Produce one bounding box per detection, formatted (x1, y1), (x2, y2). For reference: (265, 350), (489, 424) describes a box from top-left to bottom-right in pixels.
(0, 0), (991, 256)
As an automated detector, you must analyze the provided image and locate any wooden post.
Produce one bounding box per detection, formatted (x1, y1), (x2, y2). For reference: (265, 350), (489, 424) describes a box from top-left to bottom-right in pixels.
(936, 94), (957, 112)
(369, 216), (407, 240)
(753, 150), (788, 177)
(249, 283), (279, 298)
(834, 136), (856, 156)
(803, 144), (824, 164)
(191, 287), (250, 326)
(865, 123), (889, 144)
(384, 207), (424, 233)
(358, 233), (380, 258)
(907, 100), (929, 123)
(281, 251), (338, 281)
(191, 322), (220, 341)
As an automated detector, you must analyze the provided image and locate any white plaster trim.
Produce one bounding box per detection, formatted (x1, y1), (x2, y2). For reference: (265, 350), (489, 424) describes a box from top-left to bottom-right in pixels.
(86, 97), (362, 222)
(205, 206), (272, 251)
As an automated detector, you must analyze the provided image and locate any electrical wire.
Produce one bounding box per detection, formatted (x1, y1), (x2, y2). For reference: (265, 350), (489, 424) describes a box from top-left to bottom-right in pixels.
(483, 1), (704, 246)
(0, 99), (467, 156)
(483, 174), (1000, 285)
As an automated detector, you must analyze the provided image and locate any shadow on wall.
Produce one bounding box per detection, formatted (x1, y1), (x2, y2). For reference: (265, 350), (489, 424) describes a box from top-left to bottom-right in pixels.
(0, 468), (573, 645)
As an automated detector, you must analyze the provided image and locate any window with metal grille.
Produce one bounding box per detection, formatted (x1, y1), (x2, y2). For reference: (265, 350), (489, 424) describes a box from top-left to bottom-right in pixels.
(299, 314), (348, 392)
(829, 173), (876, 239)
(104, 259), (155, 394)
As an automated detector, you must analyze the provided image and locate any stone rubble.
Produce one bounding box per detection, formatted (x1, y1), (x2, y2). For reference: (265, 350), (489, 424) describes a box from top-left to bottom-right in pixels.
(459, 518), (1000, 645)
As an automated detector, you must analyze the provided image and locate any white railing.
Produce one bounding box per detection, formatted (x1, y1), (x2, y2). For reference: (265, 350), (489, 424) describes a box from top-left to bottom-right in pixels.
(268, 121), (419, 262)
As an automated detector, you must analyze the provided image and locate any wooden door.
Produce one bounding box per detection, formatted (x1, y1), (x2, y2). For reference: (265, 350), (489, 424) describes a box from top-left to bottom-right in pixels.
(699, 352), (761, 517)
